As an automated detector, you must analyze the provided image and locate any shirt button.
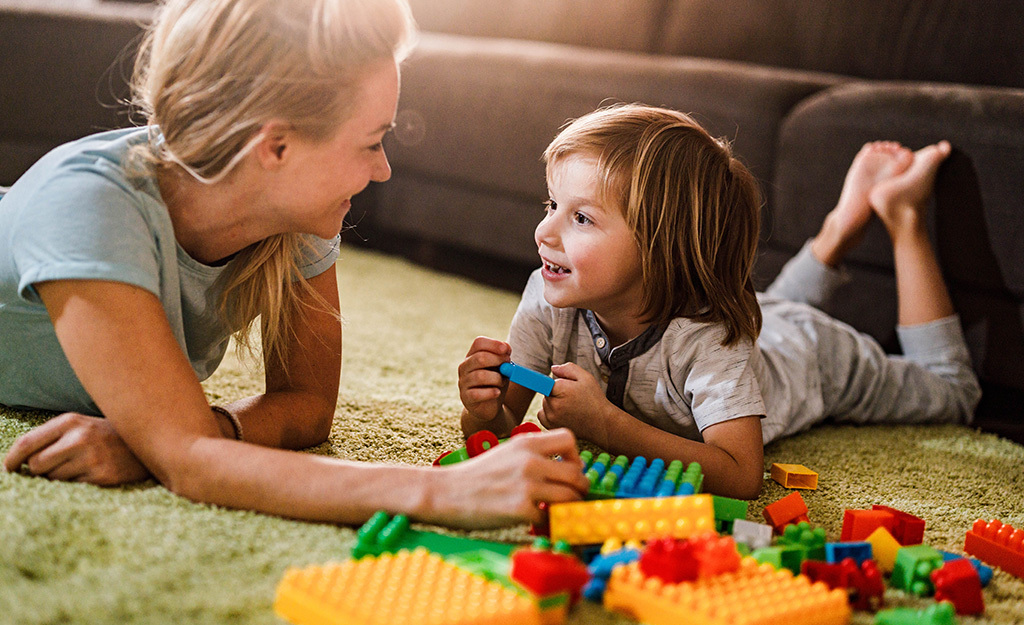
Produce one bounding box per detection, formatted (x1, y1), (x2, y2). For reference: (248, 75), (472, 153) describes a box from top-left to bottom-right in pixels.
(595, 337), (607, 349)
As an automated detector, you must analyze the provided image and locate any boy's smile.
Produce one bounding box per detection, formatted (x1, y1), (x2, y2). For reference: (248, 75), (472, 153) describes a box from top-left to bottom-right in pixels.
(536, 154), (646, 344)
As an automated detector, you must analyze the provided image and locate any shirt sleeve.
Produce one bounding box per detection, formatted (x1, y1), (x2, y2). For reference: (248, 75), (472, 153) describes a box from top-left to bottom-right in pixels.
(296, 234), (341, 279)
(11, 167), (162, 304)
(507, 269), (556, 374)
(666, 322), (766, 432)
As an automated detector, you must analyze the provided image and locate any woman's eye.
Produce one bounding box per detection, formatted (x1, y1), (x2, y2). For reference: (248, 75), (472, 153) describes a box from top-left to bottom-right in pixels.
(368, 142), (384, 152)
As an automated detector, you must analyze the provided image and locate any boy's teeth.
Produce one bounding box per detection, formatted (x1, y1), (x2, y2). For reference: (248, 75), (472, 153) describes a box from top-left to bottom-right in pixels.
(545, 261), (569, 273)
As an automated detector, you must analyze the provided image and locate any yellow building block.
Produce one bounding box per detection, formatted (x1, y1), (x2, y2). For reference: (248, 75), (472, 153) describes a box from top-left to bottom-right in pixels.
(866, 526), (901, 573)
(770, 463), (818, 489)
(605, 557), (851, 625)
(548, 494), (715, 545)
(274, 548), (542, 625)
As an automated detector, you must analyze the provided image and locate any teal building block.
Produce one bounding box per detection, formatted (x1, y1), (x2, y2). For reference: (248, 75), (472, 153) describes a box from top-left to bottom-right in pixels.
(499, 362), (555, 396)
(891, 543), (943, 596)
(352, 511), (515, 559)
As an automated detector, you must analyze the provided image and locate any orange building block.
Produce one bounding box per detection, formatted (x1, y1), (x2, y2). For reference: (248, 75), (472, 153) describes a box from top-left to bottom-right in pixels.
(273, 549), (542, 625)
(605, 557), (851, 625)
(770, 463), (818, 489)
(964, 518), (1024, 579)
(762, 492), (809, 534)
(548, 494), (715, 545)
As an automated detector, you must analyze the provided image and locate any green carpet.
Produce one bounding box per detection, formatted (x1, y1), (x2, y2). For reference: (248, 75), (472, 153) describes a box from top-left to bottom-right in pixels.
(2, 244), (1022, 624)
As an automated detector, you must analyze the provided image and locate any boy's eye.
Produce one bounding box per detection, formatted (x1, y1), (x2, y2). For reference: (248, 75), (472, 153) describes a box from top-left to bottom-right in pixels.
(573, 211), (592, 225)
(543, 199), (557, 212)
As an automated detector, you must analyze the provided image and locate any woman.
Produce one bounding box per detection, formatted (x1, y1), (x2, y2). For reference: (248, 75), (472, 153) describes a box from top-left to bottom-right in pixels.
(0, 0), (588, 529)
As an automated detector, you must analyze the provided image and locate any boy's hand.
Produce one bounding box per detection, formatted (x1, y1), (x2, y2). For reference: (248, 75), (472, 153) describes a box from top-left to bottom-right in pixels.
(538, 363), (613, 446)
(458, 336), (512, 423)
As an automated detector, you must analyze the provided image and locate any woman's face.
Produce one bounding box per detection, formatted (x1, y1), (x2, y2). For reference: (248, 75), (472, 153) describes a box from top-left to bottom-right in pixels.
(269, 59), (400, 239)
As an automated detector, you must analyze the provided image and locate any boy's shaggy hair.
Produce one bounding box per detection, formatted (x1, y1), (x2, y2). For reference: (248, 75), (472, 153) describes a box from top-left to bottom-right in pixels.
(544, 104), (763, 345)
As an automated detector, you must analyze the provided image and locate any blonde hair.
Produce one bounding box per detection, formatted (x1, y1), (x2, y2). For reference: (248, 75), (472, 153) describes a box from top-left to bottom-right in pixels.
(544, 104), (762, 346)
(130, 0), (416, 370)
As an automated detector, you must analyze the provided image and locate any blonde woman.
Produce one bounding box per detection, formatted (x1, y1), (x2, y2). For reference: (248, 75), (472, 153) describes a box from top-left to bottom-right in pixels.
(0, 0), (588, 529)
(459, 105), (980, 499)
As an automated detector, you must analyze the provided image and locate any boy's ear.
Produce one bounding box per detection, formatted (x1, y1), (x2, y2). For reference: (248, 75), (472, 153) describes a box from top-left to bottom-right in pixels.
(253, 120), (292, 169)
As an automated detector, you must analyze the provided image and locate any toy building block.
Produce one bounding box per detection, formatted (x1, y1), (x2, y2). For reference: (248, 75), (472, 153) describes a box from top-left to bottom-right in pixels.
(779, 521), (827, 561)
(802, 558), (884, 612)
(638, 534), (741, 583)
(825, 541), (873, 565)
(874, 602), (955, 625)
(931, 558), (984, 615)
(939, 550), (993, 587)
(434, 423), (542, 466)
(871, 505), (925, 545)
(866, 527), (902, 573)
(750, 544), (805, 574)
(579, 451), (702, 499)
(712, 495), (748, 533)
(352, 511), (514, 559)
(841, 509), (895, 542)
(548, 494), (715, 545)
(499, 362), (555, 396)
(770, 463), (818, 489)
(732, 518), (774, 551)
(891, 544), (943, 596)
(963, 518), (1024, 579)
(604, 557), (851, 625)
(510, 538), (590, 605)
(582, 545), (640, 602)
(762, 491), (809, 534)
(274, 549), (542, 625)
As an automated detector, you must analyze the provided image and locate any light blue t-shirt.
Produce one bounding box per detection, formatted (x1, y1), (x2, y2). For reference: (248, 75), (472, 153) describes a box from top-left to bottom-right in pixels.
(0, 127), (340, 415)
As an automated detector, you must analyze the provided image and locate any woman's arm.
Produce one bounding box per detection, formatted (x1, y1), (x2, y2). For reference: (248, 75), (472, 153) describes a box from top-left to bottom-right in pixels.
(540, 362), (765, 499)
(221, 267), (342, 449)
(13, 279), (588, 527)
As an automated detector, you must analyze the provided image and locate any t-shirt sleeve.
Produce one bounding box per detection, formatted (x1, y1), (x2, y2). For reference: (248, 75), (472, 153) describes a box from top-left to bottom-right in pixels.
(507, 269), (556, 374)
(295, 234), (341, 280)
(11, 167), (162, 304)
(666, 322), (766, 432)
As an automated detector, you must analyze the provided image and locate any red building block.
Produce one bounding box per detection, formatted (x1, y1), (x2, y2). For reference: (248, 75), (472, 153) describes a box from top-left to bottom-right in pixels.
(963, 518), (1024, 579)
(872, 504), (926, 545)
(801, 558), (885, 612)
(510, 541), (590, 604)
(762, 492), (809, 534)
(841, 509), (895, 542)
(639, 535), (741, 584)
(931, 558), (984, 615)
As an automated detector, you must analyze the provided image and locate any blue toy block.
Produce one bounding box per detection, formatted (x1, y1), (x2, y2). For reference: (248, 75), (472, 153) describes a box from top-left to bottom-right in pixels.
(939, 550), (994, 587)
(825, 541), (873, 565)
(579, 450), (703, 499)
(583, 547), (640, 601)
(499, 362), (555, 396)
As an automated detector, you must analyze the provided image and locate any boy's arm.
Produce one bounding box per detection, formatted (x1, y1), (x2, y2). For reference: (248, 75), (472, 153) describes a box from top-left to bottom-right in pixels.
(461, 382), (534, 439)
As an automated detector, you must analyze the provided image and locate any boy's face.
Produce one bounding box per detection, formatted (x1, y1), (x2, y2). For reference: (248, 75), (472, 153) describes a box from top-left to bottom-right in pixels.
(536, 154), (644, 322)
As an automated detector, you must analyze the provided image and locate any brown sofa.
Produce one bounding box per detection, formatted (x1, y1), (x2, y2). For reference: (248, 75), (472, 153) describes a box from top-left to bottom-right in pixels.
(2, 0), (1022, 441)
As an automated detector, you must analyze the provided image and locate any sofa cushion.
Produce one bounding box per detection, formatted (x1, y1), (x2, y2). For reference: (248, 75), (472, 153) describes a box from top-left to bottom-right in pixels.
(657, 0), (1024, 89)
(404, 0), (667, 53)
(0, 7), (146, 185)
(768, 82), (1024, 398)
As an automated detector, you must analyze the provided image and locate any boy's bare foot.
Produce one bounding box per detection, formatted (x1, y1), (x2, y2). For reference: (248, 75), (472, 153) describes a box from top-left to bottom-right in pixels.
(869, 140), (952, 239)
(811, 141), (913, 267)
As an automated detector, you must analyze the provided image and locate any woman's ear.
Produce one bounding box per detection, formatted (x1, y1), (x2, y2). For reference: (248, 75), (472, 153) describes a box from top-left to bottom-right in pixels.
(254, 120), (292, 169)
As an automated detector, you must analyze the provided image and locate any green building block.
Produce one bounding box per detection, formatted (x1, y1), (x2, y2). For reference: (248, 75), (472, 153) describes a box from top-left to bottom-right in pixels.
(751, 544), (805, 574)
(874, 602), (956, 625)
(712, 495), (749, 533)
(891, 544), (943, 596)
(351, 511), (515, 559)
(779, 521), (827, 561)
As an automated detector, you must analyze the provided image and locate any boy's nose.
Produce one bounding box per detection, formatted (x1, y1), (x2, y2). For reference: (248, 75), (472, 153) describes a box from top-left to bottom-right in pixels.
(535, 213), (559, 248)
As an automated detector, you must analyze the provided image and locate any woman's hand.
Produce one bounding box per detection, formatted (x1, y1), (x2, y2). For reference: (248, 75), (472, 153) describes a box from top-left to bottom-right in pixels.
(537, 362), (614, 446)
(2, 412), (150, 485)
(457, 336), (512, 423)
(425, 428), (589, 529)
